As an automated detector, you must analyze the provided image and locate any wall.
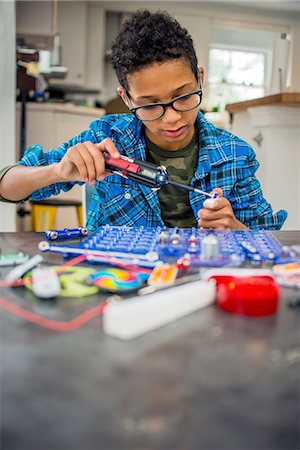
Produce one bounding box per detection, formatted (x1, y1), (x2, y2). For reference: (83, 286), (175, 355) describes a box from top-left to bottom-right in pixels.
(0, 1), (16, 231)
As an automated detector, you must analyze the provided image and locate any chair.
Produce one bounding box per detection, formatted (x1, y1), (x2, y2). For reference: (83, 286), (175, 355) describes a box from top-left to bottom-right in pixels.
(31, 199), (83, 232)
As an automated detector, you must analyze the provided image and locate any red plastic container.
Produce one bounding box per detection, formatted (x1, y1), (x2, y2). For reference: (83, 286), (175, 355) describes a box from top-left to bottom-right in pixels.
(211, 275), (279, 316)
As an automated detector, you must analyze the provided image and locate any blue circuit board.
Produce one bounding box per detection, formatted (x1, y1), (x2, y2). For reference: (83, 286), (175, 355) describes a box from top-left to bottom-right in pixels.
(70, 226), (284, 267)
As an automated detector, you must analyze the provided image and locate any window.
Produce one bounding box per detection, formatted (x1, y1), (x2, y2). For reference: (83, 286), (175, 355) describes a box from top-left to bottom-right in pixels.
(207, 47), (266, 110)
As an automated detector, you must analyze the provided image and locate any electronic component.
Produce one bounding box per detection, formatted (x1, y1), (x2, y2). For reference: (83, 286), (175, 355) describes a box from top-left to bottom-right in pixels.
(103, 279), (216, 340)
(147, 264), (178, 287)
(46, 227), (88, 240)
(24, 266), (100, 298)
(170, 228), (181, 246)
(272, 263), (300, 288)
(39, 226), (286, 268)
(31, 267), (61, 299)
(201, 233), (219, 261)
(0, 252), (29, 267)
(158, 228), (169, 245)
(87, 268), (148, 293)
(203, 269), (279, 316)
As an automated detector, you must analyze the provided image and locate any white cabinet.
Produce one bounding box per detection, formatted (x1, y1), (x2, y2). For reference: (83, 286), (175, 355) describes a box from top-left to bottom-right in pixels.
(16, 0), (58, 36)
(56, 1), (105, 89)
(56, 1), (86, 86)
(16, 1), (106, 90)
(226, 93), (300, 230)
(16, 0), (58, 50)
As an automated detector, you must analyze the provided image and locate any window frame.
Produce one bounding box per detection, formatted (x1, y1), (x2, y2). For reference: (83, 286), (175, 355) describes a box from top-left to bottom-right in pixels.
(207, 43), (272, 109)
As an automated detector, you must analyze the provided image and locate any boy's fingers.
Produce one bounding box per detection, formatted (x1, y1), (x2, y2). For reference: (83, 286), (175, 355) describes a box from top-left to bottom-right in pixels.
(211, 187), (223, 197)
(202, 188), (223, 209)
(95, 138), (120, 158)
(77, 144), (97, 183)
(84, 141), (106, 180)
(67, 146), (89, 180)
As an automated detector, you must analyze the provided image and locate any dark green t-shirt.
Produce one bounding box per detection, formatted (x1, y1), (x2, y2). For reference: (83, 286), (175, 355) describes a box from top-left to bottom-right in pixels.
(146, 131), (199, 228)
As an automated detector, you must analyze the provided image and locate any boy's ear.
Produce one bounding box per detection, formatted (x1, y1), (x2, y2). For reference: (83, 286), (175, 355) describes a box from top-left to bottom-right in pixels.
(117, 87), (127, 105)
(198, 66), (205, 85)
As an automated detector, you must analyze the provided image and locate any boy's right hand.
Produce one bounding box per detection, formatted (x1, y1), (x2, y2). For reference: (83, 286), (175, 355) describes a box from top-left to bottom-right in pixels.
(56, 138), (120, 185)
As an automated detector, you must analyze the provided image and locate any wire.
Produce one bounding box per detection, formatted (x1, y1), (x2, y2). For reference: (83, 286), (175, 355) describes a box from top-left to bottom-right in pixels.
(0, 254), (88, 288)
(0, 253), (106, 332)
(0, 297), (107, 332)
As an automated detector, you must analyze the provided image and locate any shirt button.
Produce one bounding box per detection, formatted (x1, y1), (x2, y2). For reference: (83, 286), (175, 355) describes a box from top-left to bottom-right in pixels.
(124, 192), (131, 200)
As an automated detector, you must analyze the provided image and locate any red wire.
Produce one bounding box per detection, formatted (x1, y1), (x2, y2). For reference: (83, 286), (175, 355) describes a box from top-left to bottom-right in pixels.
(55, 254), (87, 272)
(0, 297), (107, 332)
(0, 252), (147, 332)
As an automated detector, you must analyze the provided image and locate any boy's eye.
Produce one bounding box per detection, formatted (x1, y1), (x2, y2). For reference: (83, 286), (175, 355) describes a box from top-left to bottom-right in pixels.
(176, 95), (191, 104)
(143, 104), (160, 110)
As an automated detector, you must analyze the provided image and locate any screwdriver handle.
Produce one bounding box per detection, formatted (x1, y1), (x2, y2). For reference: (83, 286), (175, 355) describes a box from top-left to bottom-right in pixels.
(103, 152), (140, 174)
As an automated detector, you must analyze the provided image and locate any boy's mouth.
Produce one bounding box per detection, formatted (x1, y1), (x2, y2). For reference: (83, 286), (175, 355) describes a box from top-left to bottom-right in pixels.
(163, 125), (187, 138)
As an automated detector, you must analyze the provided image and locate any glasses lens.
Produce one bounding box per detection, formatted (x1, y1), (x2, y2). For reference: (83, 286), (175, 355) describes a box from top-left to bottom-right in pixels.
(135, 104), (164, 121)
(173, 93), (201, 112)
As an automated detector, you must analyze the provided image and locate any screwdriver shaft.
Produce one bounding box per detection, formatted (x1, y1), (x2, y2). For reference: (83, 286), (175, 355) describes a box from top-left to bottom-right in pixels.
(167, 180), (215, 198)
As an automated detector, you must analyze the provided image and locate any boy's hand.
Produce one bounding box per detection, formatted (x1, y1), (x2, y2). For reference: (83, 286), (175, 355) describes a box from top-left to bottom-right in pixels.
(56, 138), (120, 184)
(197, 188), (246, 230)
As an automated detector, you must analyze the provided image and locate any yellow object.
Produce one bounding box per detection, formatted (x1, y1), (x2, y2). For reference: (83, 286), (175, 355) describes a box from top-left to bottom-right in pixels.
(148, 263), (178, 287)
(24, 266), (99, 298)
(18, 61), (40, 77)
(31, 200), (83, 232)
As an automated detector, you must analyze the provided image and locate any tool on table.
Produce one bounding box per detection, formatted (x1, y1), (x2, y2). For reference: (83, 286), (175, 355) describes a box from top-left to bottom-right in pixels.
(46, 227), (88, 240)
(5, 254), (43, 282)
(104, 152), (218, 199)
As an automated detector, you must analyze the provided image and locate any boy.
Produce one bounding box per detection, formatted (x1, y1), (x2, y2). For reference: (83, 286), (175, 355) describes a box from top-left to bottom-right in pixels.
(0, 10), (287, 231)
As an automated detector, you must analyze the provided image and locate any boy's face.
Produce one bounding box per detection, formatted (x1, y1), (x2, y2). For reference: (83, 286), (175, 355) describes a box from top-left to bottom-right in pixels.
(118, 59), (202, 151)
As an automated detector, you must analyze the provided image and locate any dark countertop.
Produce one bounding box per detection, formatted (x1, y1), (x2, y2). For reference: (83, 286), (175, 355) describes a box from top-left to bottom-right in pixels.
(1, 232), (299, 450)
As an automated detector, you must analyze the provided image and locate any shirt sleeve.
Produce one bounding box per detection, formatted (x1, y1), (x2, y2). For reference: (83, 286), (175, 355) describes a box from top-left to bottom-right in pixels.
(18, 125), (99, 201)
(230, 146), (287, 230)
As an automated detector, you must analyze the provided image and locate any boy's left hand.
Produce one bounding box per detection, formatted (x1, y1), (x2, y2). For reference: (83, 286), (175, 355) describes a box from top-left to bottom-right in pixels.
(197, 188), (246, 230)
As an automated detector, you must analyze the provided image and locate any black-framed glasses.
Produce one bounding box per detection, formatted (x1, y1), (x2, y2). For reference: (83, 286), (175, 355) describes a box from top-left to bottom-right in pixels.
(126, 81), (203, 122)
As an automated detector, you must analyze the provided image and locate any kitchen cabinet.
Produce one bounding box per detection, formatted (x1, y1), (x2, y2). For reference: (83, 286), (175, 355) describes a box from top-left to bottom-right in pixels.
(56, 1), (86, 87)
(16, 0), (58, 50)
(226, 93), (300, 230)
(56, 1), (105, 90)
(16, 1), (105, 90)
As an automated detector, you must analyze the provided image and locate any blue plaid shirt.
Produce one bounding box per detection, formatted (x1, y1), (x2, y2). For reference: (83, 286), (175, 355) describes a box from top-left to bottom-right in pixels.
(20, 112), (287, 231)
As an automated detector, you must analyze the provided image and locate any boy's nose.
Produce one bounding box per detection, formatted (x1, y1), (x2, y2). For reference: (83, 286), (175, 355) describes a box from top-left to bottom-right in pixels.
(162, 105), (182, 122)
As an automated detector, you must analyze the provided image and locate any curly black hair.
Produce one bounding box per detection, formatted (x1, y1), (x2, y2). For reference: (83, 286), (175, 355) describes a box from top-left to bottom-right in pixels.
(111, 10), (199, 91)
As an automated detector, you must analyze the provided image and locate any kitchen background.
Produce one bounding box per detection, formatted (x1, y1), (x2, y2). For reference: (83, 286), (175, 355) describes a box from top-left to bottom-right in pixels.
(0, 0), (299, 231)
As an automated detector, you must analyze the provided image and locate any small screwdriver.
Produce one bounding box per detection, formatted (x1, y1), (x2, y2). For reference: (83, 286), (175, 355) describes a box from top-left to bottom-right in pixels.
(104, 152), (218, 199)
(167, 180), (218, 198)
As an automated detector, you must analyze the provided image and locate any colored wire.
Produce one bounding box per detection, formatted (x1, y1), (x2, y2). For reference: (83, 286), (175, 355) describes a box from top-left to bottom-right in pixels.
(85, 254), (153, 273)
(0, 254), (88, 288)
(0, 297), (107, 332)
(0, 253), (105, 332)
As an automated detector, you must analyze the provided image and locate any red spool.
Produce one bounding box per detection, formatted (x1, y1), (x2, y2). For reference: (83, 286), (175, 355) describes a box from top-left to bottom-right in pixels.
(211, 275), (279, 316)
